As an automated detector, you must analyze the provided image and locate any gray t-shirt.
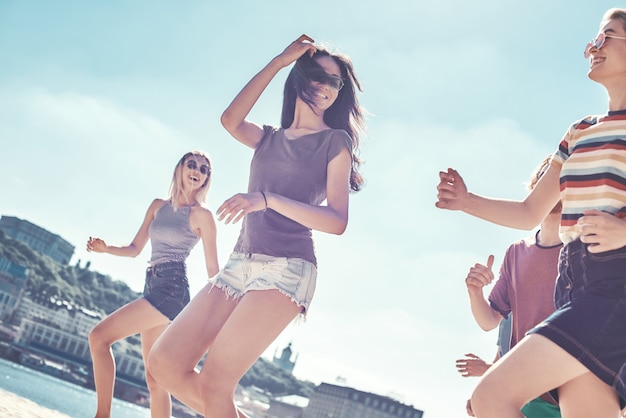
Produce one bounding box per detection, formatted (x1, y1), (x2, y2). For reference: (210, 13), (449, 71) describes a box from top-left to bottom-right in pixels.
(233, 125), (352, 266)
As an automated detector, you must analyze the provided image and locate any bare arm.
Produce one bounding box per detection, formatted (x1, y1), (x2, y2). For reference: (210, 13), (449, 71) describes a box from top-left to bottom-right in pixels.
(466, 255), (503, 331)
(217, 148), (351, 235)
(436, 164), (561, 230)
(190, 206), (219, 278)
(220, 35), (316, 149)
(86, 199), (165, 258)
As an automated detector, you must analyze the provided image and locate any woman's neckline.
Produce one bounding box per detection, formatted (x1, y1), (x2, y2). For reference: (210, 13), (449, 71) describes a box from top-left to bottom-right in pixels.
(281, 127), (333, 141)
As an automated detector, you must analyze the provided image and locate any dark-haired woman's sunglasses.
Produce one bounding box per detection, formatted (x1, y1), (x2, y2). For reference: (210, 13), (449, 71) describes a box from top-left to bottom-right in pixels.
(315, 74), (344, 91)
(186, 160), (211, 175)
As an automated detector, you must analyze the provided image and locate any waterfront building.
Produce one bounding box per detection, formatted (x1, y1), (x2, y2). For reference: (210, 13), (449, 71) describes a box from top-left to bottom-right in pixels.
(302, 383), (424, 418)
(13, 297), (146, 382)
(0, 215), (74, 265)
(273, 342), (298, 374)
(0, 257), (28, 322)
(268, 394), (310, 418)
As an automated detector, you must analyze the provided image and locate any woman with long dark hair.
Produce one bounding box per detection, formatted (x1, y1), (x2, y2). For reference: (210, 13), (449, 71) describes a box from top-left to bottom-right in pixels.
(148, 35), (366, 417)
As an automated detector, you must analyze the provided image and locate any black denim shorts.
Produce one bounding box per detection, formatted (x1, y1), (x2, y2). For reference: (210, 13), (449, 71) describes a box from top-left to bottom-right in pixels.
(529, 239), (626, 408)
(143, 261), (190, 321)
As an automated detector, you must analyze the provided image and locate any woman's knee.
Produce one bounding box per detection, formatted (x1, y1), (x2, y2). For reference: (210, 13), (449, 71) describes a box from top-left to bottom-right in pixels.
(146, 347), (167, 381)
(144, 368), (166, 393)
(146, 343), (182, 387)
(472, 376), (526, 416)
(88, 324), (111, 349)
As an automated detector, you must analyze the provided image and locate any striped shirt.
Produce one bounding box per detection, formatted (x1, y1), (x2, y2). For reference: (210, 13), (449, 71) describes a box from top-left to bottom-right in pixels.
(552, 110), (626, 243)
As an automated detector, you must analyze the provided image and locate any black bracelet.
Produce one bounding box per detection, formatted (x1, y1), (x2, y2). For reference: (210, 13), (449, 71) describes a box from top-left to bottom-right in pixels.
(260, 191), (268, 212)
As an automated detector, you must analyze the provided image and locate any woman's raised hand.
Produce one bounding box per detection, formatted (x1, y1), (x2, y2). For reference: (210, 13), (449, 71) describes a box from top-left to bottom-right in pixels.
(273, 34), (316, 68)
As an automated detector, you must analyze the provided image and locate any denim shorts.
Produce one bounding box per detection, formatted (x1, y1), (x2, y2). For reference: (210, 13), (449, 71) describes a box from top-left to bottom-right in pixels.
(528, 239), (626, 408)
(212, 252), (317, 315)
(143, 261), (190, 321)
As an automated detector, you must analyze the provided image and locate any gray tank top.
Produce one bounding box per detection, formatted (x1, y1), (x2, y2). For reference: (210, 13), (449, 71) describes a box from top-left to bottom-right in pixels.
(149, 201), (200, 265)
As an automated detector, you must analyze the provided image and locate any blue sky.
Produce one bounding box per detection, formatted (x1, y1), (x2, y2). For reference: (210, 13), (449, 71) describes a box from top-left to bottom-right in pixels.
(0, 1), (620, 416)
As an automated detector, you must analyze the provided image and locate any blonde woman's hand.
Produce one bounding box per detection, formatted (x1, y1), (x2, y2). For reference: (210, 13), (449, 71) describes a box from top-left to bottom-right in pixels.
(578, 210), (626, 253)
(86, 237), (107, 253)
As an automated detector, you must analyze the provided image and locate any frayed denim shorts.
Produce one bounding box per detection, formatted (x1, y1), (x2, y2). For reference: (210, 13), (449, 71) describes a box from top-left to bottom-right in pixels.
(528, 239), (626, 408)
(212, 252), (317, 315)
(143, 261), (190, 321)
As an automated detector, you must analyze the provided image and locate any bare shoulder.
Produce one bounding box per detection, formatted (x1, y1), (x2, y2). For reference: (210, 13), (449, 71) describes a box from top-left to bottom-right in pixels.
(190, 205), (217, 228)
(146, 198), (168, 217)
(152, 198), (168, 206)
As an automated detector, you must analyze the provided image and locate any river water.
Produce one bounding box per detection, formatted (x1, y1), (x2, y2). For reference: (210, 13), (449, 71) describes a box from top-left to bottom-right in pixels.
(0, 357), (150, 417)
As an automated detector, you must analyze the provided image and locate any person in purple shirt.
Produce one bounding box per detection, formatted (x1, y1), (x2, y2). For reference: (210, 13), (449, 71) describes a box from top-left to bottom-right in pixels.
(457, 156), (562, 418)
(148, 35), (367, 417)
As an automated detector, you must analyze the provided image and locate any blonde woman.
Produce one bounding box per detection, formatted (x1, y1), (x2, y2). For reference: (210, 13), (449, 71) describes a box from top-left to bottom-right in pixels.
(87, 151), (218, 418)
(437, 9), (626, 417)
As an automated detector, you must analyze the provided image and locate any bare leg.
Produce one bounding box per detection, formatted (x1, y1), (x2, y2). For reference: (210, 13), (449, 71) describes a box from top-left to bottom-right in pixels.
(558, 370), (619, 418)
(149, 286), (300, 417)
(141, 324), (170, 418)
(471, 334), (620, 418)
(198, 289), (301, 418)
(148, 284), (239, 413)
(88, 298), (169, 418)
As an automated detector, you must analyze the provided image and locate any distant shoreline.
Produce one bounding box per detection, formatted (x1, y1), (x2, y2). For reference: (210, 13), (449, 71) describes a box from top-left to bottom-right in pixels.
(0, 388), (71, 418)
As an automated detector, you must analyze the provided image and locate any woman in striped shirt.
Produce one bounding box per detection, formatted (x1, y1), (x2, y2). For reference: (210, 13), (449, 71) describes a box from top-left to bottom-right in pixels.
(436, 8), (626, 418)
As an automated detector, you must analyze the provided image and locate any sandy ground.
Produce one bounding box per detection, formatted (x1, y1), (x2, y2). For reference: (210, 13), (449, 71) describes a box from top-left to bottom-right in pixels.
(0, 388), (71, 418)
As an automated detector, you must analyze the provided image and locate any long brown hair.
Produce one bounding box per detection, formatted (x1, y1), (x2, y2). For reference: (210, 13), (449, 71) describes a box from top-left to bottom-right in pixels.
(281, 46), (366, 192)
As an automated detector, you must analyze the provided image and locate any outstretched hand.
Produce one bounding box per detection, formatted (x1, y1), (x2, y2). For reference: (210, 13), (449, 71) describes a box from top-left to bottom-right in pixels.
(435, 168), (469, 210)
(86, 237), (107, 253)
(578, 209), (626, 253)
(217, 192), (267, 225)
(456, 353), (491, 377)
(465, 255), (495, 291)
(274, 34), (316, 68)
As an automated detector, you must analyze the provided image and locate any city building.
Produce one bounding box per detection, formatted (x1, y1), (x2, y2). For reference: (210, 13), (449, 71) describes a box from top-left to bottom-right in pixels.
(268, 394), (310, 418)
(13, 297), (146, 382)
(273, 342), (298, 374)
(303, 383), (424, 418)
(0, 215), (74, 265)
(0, 257), (29, 322)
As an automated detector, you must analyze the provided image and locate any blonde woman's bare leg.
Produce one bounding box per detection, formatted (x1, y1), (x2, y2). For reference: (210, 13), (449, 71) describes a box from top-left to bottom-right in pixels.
(148, 284), (239, 413)
(88, 298), (169, 418)
(471, 334), (616, 418)
(558, 370), (619, 418)
(198, 289), (301, 418)
(140, 324), (170, 418)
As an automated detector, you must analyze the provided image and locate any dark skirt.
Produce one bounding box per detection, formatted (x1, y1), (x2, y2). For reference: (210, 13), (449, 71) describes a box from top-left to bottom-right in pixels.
(529, 239), (626, 408)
